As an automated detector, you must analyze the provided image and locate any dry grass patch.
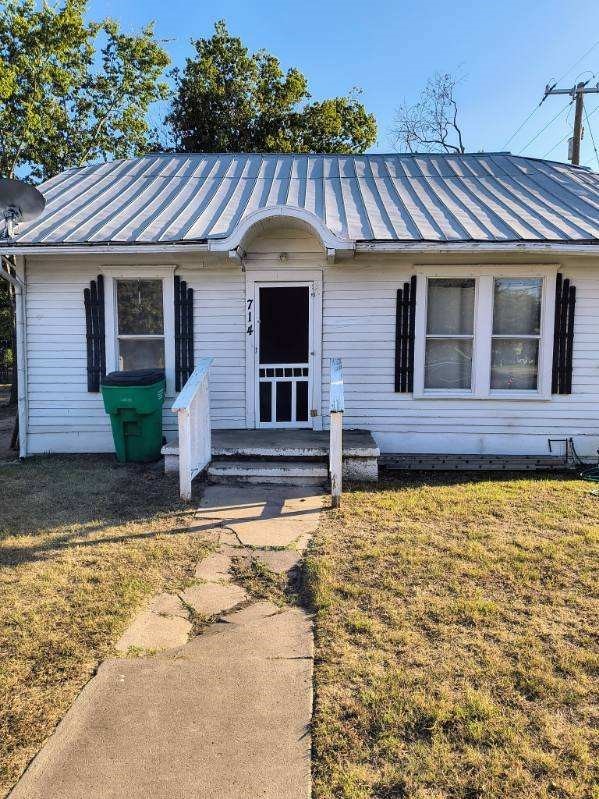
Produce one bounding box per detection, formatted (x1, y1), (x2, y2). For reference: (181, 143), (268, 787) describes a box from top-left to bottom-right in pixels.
(0, 455), (211, 797)
(306, 473), (598, 799)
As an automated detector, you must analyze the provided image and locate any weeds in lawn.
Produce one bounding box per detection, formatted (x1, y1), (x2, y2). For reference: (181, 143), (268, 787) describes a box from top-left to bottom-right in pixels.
(230, 555), (295, 606)
(306, 473), (599, 799)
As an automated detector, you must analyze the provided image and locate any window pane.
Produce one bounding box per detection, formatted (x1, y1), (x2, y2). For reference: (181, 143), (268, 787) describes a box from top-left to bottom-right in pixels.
(117, 279), (164, 335)
(425, 339), (473, 389)
(276, 381), (292, 422)
(296, 381), (309, 422)
(259, 381), (272, 423)
(427, 279), (475, 335)
(118, 339), (165, 371)
(259, 286), (309, 364)
(493, 278), (541, 335)
(491, 339), (538, 390)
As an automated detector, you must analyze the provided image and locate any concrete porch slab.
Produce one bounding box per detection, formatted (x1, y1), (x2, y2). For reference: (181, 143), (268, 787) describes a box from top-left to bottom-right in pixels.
(211, 427), (379, 458)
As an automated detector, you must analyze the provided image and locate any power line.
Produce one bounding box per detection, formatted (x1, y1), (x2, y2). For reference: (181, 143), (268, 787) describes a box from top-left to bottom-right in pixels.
(583, 104), (599, 169)
(502, 42), (599, 150)
(541, 80), (599, 164)
(542, 103), (599, 159)
(518, 102), (571, 154)
(553, 40), (599, 86)
(502, 105), (543, 149)
(542, 131), (571, 158)
(541, 105), (575, 157)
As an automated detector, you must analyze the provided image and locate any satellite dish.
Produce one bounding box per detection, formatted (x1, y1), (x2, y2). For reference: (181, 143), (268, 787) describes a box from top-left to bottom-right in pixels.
(0, 178), (46, 238)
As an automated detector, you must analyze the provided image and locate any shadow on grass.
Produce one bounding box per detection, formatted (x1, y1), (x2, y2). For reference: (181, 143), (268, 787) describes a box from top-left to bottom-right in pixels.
(0, 454), (200, 565)
(0, 454), (324, 566)
(350, 467), (578, 492)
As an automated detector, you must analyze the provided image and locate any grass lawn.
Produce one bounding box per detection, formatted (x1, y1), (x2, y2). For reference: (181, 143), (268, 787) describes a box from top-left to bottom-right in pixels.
(0, 455), (211, 797)
(307, 473), (598, 799)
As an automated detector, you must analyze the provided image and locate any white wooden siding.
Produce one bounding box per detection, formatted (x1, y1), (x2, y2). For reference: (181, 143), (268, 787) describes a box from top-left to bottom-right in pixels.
(321, 257), (599, 457)
(25, 257), (246, 454)
(25, 263), (110, 453)
(182, 268), (246, 429)
(23, 246), (599, 459)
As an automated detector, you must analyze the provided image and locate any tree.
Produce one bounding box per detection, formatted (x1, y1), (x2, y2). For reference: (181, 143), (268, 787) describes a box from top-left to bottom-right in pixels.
(392, 72), (466, 154)
(0, 0), (170, 182)
(0, 280), (10, 342)
(0, 276), (16, 407)
(165, 21), (376, 154)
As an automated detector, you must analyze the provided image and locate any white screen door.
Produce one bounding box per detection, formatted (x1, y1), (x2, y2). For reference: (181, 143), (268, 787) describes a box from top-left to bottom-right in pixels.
(255, 283), (313, 428)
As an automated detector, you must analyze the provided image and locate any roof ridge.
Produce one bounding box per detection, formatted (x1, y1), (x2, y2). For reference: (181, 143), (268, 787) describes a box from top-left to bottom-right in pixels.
(143, 150), (514, 158)
(62, 151), (596, 177)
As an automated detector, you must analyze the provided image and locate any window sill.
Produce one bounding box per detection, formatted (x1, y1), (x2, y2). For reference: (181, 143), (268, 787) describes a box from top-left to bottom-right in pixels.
(414, 392), (552, 401)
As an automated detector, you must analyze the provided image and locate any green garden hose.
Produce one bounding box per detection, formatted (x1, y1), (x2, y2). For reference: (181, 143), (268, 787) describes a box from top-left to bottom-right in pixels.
(580, 466), (599, 483)
(566, 439), (599, 484)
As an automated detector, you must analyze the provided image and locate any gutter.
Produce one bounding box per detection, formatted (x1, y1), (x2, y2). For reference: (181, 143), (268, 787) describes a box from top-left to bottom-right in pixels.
(356, 241), (599, 255)
(0, 254), (27, 457)
(0, 240), (598, 257)
(0, 242), (211, 256)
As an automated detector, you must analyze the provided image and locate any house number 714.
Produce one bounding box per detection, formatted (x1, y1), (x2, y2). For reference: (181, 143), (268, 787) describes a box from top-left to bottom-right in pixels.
(246, 298), (253, 335)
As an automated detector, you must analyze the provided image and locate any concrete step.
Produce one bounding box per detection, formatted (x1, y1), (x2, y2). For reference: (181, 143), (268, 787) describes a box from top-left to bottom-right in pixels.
(162, 429), (379, 482)
(207, 459), (328, 485)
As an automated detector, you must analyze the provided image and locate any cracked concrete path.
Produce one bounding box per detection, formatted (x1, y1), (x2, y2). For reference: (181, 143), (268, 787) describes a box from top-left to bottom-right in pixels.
(9, 485), (325, 799)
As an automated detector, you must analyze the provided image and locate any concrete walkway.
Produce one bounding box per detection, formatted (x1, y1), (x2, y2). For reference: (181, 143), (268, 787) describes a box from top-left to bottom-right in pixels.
(10, 484), (324, 799)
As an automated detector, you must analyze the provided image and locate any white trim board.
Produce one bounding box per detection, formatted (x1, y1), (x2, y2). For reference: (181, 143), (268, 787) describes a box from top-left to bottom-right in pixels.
(3, 242), (599, 256)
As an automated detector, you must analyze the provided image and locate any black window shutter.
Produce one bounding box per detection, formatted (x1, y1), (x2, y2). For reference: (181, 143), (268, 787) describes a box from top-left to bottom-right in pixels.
(552, 272), (576, 394)
(84, 275), (106, 392)
(174, 275), (195, 391)
(395, 276), (417, 393)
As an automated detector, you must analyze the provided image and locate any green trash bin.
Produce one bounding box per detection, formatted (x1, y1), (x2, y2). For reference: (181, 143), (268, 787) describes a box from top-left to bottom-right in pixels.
(100, 369), (166, 463)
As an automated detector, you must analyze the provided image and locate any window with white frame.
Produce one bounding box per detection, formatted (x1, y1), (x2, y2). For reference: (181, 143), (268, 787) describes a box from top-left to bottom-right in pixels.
(415, 269), (555, 398)
(490, 278), (542, 391)
(425, 278), (475, 391)
(115, 279), (165, 370)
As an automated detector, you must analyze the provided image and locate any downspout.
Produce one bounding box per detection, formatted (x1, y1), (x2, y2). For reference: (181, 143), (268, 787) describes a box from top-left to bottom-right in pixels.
(0, 253), (27, 457)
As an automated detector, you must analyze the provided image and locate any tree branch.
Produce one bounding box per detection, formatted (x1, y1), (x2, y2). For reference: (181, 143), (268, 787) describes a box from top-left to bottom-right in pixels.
(392, 71), (467, 155)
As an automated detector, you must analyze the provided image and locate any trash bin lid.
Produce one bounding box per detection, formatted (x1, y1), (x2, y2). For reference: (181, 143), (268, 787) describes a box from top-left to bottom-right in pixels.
(101, 369), (165, 387)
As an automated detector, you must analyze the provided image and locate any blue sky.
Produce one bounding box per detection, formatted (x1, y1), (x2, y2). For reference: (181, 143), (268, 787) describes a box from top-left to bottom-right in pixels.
(89, 0), (599, 168)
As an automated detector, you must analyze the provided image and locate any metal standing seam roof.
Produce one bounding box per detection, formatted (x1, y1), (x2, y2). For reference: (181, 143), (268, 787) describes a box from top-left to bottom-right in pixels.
(9, 152), (599, 246)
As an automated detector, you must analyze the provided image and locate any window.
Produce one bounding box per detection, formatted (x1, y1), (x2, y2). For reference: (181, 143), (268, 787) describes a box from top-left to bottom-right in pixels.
(491, 278), (541, 391)
(116, 279), (165, 370)
(414, 269), (555, 399)
(425, 278), (475, 390)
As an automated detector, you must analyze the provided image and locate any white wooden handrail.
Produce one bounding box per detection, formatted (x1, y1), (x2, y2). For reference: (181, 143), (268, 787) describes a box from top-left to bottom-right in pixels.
(172, 357), (213, 500)
(329, 357), (344, 508)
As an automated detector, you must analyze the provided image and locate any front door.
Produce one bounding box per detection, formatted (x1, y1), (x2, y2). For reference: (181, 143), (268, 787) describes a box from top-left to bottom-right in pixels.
(255, 284), (313, 428)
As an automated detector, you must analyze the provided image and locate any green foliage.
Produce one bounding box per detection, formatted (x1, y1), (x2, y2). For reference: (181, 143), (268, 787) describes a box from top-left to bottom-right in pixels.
(0, 280), (12, 342)
(0, 0), (169, 181)
(166, 21), (377, 154)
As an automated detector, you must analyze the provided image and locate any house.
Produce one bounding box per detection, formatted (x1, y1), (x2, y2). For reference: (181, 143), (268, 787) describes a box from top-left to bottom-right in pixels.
(1, 152), (598, 493)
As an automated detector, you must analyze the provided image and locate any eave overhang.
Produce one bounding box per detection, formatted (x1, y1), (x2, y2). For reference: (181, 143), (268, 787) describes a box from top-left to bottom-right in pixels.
(1, 240), (598, 257)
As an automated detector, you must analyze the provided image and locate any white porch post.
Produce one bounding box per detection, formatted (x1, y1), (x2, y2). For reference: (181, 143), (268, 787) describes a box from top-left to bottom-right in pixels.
(329, 358), (344, 508)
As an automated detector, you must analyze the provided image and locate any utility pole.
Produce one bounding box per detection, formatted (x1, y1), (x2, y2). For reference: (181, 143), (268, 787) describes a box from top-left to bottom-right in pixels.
(542, 80), (599, 165)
